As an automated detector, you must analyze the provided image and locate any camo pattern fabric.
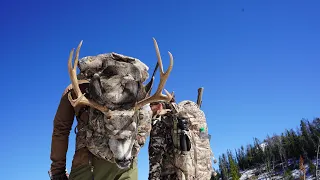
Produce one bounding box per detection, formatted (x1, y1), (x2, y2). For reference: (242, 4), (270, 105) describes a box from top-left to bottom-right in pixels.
(133, 106), (153, 156)
(74, 113), (88, 151)
(74, 106), (152, 164)
(174, 100), (215, 180)
(148, 113), (178, 180)
(73, 52), (152, 166)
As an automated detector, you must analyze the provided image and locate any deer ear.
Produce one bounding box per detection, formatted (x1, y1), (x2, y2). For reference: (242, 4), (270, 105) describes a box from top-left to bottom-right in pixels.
(144, 77), (154, 97)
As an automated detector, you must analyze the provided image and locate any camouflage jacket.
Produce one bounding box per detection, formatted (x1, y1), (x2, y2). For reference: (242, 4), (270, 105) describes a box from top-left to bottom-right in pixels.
(49, 81), (152, 175)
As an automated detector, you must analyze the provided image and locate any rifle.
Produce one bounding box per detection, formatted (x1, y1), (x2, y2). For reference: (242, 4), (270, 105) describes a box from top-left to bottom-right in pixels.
(145, 62), (159, 96)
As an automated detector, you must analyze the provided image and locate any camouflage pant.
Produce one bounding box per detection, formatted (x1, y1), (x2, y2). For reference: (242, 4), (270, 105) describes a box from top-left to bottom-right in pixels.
(69, 157), (137, 180)
(148, 117), (178, 180)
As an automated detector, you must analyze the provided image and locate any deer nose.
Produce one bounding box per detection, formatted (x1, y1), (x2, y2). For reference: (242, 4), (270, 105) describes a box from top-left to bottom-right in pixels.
(115, 158), (131, 169)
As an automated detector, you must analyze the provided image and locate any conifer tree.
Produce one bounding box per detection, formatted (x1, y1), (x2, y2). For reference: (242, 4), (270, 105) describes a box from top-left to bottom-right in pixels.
(312, 118), (320, 131)
(246, 144), (254, 168)
(217, 117), (320, 179)
(308, 120), (320, 157)
(219, 154), (229, 180)
(300, 119), (317, 158)
(264, 136), (274, 173)
(278, 134), (288, 169)
(227, 150), (240, 180)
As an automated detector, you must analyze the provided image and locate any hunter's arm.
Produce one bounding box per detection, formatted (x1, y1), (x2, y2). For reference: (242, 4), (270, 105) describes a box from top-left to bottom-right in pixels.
(50, 88), (75, 175)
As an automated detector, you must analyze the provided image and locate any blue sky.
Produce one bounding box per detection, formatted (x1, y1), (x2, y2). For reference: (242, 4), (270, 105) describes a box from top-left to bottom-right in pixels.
(1, 0), (320, 179)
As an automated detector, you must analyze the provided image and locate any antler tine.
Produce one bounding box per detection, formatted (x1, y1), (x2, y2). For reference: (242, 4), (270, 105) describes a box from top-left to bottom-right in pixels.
(67, 41), (83, 98)
(153, 38), (174, 95)
(134, 38), (174, 110)
(67, 41), (109, 113)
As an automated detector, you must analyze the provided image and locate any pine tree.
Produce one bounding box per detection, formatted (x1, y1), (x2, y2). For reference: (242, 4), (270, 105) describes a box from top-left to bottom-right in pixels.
(235, 148), (241, 170)
(227, 150), (240, 180)
(240, 145), (247, 170)
(236, 145), (247, 170)
(246, 144), (254, 168)
(312, 118), (320, 131)
(253, 137), (264, 165)
(283, 130), (295, 160)
(219, 154), (229, 180)
(279, 133), (288, 169)
(290, 129), (303, 159)
(217, 117), (320, 179)
(264, 135), (274, 174)
(300, 119), (316, 158)
(271, 134), (282, 165)
(308, 120), (320, 157)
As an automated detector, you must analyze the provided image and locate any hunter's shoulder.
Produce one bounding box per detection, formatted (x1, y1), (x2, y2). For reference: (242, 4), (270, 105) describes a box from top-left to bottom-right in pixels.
(62, 80), (89, 96)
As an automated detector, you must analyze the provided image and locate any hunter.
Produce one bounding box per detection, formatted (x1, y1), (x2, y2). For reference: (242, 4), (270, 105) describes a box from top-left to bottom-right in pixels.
(148, 93), (217, 180)
(49, 38), (174, 180)
(148, 98), (179, 180)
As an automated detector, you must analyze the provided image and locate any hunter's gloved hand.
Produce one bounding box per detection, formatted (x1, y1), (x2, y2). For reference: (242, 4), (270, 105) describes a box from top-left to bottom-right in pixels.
(51, 171), (69, 180)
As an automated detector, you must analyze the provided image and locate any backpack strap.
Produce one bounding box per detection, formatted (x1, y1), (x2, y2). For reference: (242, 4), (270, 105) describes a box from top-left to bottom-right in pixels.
(87, 151), (95, 180)
(74, 105), (89, 134)
(65, 80), (90, 135)
(190, 132), (199, 177)
(172, 117), (180, 150)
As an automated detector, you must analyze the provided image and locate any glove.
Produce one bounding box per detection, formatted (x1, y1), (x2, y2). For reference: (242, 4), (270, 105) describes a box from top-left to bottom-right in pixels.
(51, 171), (69, 180)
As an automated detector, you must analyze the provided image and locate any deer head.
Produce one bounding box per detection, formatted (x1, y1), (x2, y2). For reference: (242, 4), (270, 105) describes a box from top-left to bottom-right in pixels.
(66, 38), (174, 169)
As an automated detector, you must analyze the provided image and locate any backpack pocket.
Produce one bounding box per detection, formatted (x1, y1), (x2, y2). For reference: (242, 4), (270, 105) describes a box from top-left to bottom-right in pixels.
(173, 147), (196, 179)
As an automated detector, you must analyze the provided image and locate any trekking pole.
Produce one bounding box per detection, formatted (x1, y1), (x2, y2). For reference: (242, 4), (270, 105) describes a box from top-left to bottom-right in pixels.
(197, 87), (204, 108)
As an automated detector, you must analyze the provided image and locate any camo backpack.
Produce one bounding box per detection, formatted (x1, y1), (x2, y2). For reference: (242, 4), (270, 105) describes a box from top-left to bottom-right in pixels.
(171, 100), (216, 180)
(73, 52), (153, 169)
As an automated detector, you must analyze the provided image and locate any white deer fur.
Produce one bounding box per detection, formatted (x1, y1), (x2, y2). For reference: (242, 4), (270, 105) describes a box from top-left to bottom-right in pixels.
(87, 101), (152, 169)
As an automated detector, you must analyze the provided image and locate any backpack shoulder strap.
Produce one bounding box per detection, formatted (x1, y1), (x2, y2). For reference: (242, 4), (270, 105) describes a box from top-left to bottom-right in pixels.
(63, 79), (90, 120)
(63, 79), (89, 96)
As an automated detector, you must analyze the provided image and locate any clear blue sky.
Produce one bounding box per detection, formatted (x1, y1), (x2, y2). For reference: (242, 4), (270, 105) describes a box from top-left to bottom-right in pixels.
(1, 0), (320, 179)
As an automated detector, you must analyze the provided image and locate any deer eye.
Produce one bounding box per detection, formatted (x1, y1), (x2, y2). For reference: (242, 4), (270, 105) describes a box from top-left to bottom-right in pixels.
(101, 66), (119, 78)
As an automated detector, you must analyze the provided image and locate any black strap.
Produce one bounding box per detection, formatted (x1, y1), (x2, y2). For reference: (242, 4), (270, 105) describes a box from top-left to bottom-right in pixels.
(145, 62), (159, 96)
(88, 151), (95, 180)
(74, 106), (89, 134)
(151, 62), (159, 79)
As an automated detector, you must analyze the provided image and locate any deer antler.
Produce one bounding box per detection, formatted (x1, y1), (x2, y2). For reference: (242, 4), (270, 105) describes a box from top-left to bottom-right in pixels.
(67, 41), (109, 113)
(134, 38), (174, 110)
